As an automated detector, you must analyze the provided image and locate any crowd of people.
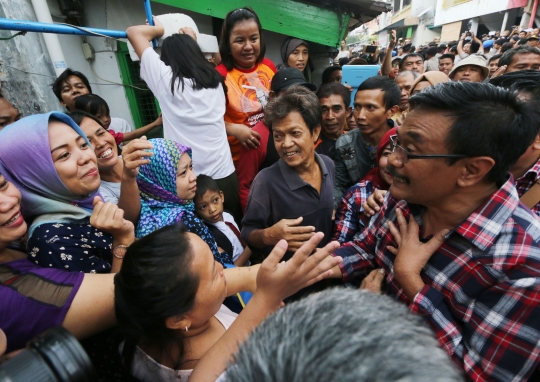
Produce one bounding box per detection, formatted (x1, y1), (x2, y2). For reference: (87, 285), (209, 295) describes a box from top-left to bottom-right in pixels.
(1, 6), (540, 382)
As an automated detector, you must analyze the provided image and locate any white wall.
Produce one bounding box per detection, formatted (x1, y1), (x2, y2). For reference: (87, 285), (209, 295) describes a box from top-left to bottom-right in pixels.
(434, 0), (511, 26)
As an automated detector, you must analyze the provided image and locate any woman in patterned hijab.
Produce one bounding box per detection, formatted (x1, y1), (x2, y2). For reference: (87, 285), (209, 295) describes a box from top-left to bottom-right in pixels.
(136, 138), (232, 266)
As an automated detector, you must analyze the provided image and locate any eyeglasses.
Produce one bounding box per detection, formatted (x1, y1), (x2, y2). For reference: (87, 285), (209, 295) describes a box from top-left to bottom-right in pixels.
(389, 135), (468, 164)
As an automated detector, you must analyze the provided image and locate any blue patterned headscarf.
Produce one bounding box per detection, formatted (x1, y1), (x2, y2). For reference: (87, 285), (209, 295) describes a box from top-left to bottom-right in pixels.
(0, 112), (100, 236)
(136, 138), (193, 237)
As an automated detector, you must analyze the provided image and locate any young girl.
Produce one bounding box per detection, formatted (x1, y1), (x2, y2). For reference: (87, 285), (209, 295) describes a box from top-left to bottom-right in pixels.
(74, 94), (162, 146)
(0, 113), (134, 273)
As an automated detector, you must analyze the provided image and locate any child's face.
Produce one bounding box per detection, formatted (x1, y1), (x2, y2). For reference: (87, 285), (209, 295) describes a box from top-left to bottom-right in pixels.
(195, 190), (225, 223)
(95, 106), (111, 129)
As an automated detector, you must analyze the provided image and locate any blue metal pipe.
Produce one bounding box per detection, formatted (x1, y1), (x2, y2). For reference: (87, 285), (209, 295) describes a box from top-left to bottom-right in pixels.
(143, 0), (158, 47)
(0, 18), (127, 38)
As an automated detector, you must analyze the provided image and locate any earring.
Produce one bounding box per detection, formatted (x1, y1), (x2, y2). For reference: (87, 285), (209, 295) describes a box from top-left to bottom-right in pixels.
(185, 326), (188, 332)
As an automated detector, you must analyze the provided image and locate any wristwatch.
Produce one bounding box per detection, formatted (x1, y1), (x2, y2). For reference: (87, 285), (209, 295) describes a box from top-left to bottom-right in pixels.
(113, 244), (129, 259)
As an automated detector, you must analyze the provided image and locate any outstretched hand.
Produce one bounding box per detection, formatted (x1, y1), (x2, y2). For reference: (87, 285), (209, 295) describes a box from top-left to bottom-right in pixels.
(255, 232), (342, 305)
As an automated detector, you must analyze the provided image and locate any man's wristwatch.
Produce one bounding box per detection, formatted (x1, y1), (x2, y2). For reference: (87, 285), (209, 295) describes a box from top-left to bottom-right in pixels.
(113, 244), (129, 259)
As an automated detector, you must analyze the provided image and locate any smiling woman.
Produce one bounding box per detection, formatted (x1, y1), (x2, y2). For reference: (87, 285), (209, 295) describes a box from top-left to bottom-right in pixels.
(216, 7), (276, 168)
(0, 112), (135, 274)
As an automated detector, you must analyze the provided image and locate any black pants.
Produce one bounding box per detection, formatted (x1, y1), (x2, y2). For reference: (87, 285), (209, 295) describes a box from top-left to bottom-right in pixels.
(215, 171), (243, 226)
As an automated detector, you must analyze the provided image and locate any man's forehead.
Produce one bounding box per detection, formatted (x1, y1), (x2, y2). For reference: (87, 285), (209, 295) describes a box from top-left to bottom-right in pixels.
(355, 88), (384, 104)
(512, 53), (540, 65)
(400, 108), (453, 141)
(62, 76), (85, 87)
(405, 57), (422, 64)
(320, 94), (345, 108)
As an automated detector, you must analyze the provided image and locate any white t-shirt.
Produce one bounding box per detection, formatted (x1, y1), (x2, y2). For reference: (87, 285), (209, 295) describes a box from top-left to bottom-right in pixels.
(99, 180), (120, 204)
(209, 212), (244, 261)
(127, 305), (237, 382)
(336, 50), (350, 60)
(109, 117), (133, 134)
(140, 47), (235, 179)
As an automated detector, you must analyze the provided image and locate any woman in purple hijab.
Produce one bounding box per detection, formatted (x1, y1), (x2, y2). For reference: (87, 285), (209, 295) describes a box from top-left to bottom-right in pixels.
(0, 112), (134, 273)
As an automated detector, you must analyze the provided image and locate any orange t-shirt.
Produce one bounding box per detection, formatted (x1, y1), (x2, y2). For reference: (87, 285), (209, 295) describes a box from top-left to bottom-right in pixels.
(216, 58), (276, 165)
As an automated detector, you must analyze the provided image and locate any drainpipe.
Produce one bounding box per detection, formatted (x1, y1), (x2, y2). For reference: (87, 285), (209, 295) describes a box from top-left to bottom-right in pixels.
(30, 0), (67, 77)
(530, 0), (539, 29)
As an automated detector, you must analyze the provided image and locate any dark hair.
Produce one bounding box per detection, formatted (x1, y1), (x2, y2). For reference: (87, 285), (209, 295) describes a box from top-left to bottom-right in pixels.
(426, 47), (438, 57)
(161, 34), (224, 95)
(264, 85), (321, 134)
(409, 82), (540, 185)
(52, 69), (92, 102)
(219, 7), (266, 71)
(114, 223), (199, 372)
(489, 69), (540, 102)
(321, 66), (341, 84)
(356, 76), (400, 110)
(437, 45), (446, 54)
(402, 43), (412, 53)
(67, 110), (104, 129)
(195, 174), (221, 201)
(501, 42), (514, 53)
(450, 45), (458, 53)
(495, 39), (507, 46)
(448, 40), (458, 48)
(439, 53), (455, 63)
(488, 53), (503, 65)
(499, 45), (540, 67)
(399, 53), (423, 70)
(316, 82), (351, 109)
(338, 57), (350, 67)
(470, 41), (481, 54)
(73, 94), (109, 117)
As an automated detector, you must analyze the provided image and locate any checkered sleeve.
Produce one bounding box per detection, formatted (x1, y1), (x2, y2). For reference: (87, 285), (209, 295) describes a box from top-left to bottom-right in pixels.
(411, 267), (540, 381)
(332, 182), (373, 244)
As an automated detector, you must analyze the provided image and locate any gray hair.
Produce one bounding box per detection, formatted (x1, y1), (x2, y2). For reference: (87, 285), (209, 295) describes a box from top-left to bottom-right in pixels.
(226, 289), (463, 382)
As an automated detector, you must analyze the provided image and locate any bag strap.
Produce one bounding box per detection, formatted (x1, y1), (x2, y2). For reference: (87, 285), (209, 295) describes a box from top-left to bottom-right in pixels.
(520, 181), (540, 209)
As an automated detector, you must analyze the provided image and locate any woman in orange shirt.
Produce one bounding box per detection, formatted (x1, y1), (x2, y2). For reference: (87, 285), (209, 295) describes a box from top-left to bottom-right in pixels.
(216, 7), (276, 168)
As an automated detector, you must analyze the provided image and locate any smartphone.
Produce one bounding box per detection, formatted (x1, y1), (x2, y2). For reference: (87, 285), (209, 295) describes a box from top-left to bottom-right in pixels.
(341, 65), (380, 107)
(363, 45), (378, 54)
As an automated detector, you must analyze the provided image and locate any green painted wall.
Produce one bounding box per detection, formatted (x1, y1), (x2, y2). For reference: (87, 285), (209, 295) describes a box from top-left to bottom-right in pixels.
(151, 0), (350, 47)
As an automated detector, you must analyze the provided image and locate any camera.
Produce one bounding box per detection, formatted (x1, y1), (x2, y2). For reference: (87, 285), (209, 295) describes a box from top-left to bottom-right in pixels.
(0, 327), (96, 382)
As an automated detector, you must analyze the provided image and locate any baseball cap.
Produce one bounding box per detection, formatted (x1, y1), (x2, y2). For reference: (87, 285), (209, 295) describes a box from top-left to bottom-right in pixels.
(270, 68), (317, 92)
(528, 34), (539, 41)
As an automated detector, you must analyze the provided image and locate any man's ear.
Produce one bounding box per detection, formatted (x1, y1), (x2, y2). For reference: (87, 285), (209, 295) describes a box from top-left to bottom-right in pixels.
(457, 156), (496, 188)
(346, 106), (353, 116)
(386, 105), (400, 119)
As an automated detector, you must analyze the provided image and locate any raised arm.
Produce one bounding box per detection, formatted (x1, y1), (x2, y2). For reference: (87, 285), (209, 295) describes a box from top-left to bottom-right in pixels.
(381, 30), (397, 76)
(122, 114), (162, 142)
(126, 17), (165, 59)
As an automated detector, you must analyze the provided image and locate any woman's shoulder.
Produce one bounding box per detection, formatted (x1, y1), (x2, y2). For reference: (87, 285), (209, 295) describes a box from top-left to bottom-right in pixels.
(260, 58), (277, 73)
(215, 63), (229, 77)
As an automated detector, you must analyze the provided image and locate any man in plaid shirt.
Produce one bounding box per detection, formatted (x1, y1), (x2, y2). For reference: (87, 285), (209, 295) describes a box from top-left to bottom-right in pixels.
(331, 82), (540, 381)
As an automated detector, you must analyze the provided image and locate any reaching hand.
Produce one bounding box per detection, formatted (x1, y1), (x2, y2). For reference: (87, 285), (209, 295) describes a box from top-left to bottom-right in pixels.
(362, 189), (387, 217)
(255, 232), (342, 304)
(122, 137), (153, 179)
(489, 65), (507, 79)
(90, 196), (135, 244)
(266, 217), (316, 251)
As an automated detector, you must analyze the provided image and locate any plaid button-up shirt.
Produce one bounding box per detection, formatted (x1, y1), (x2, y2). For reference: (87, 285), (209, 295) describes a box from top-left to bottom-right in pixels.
(333, 177), (540, 381)
(515, 158), (540, 217)
(332, 180), (377, 244)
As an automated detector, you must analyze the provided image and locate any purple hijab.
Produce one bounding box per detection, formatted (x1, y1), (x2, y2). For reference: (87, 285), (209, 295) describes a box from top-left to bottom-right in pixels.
(0, 112), (101, 235)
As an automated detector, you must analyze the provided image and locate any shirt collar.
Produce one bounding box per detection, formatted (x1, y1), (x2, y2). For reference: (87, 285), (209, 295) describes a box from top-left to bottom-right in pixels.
(278, 152), (329, 191)
(405, 175), (520, 252)
(518, 157), (540, 182)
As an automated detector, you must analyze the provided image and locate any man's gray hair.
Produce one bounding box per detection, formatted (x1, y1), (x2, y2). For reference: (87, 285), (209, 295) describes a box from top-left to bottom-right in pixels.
(226, 289), (463, 382)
